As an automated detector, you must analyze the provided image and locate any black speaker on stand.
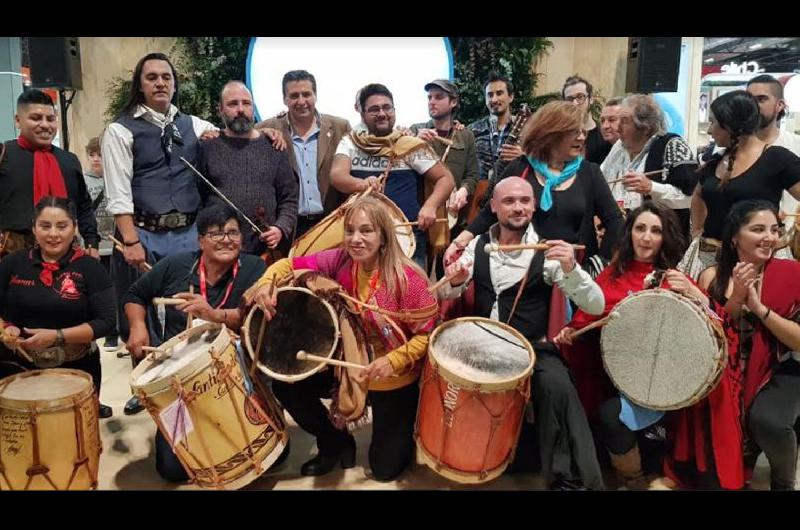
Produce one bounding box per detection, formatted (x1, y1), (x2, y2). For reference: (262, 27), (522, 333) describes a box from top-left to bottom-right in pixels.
(28, 37), (82, 150)
(625, 37), (682, 94)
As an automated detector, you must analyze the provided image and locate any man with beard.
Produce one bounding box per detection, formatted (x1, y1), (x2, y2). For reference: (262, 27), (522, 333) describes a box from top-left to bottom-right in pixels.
(411, 79), (479, 238)
(330, 83), (454, 268)
(468, 72), (521, 185)
(256, 71), (351, 238)
(746, 74), (800, 229)
(200, 81), (298, 256)
(440, 176), (606, 490)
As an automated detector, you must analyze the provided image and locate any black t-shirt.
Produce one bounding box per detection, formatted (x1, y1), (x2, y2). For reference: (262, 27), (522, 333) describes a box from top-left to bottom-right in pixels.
(585, 127), (612, 165)
(0, 247), (115, 341)
(528, 172), (586, 244)
(701, 146), (800, 239)
(124, 251), (266, 341)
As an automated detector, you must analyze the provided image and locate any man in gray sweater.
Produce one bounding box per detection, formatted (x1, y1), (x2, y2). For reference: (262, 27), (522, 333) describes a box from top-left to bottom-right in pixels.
(199, 81), (298, 256)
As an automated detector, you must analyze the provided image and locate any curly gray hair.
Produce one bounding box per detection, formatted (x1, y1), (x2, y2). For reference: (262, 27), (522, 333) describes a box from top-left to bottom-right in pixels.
(621, 94), (665, 137)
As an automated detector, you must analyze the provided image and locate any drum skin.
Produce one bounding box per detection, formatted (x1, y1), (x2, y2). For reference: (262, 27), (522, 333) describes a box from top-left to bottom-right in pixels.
(414, 317), (535, 484)
(601, 289), (727, 411)
(130, 323), (287, 490)
(0, 369), (100, 490)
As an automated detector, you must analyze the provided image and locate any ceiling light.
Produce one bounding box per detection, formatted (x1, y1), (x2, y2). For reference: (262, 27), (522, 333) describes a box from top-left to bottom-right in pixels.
(749, 43), (763, 50)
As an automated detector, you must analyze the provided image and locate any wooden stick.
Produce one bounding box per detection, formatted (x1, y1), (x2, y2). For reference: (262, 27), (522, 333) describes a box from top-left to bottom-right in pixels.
(152, 297), (184, 306)
(396, 218), (449, 227)
(783, 213), (800, 217)
(142, 345), (171, 362)
(432, 136), (454, 147)
(185, 284), (195, 331)
(568, 312), (618, 340)
(253, 275), (277, 363)
(608, 169), (666, 185)
(15, 346), (34, 364)
(109, 236), (152, 271)
(296, 350), (366, 370)
(427, 260), (474, 293)
(141, 345), (168, 353)
(483, 242), (586, 253)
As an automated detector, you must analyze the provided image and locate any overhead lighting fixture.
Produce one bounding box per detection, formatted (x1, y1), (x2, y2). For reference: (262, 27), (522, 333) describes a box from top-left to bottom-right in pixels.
(749, 42), (763, 50)
(704, 57), (715, 63)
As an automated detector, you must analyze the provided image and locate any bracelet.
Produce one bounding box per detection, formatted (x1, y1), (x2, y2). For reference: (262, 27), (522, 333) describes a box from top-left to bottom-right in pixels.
(123, 239), (141, 247)
(55, 329), (65, 347)
(761, 307), (771, 321)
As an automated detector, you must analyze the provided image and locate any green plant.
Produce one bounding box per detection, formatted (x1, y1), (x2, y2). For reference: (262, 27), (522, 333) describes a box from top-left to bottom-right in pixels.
(448, 37), (553, 125)
(104, 75), (131, 123)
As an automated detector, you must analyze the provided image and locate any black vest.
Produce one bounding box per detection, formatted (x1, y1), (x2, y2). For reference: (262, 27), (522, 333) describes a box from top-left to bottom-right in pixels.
(116, 112), (201, 215)
(473, 233), (552, 343)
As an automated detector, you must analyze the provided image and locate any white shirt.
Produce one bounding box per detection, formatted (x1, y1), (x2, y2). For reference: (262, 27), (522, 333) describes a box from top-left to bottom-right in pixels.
(600, 136), (693, 211)
(101, 104), (217, 215)
(772, 129), (800, 230)
(441, 223), (605, 323)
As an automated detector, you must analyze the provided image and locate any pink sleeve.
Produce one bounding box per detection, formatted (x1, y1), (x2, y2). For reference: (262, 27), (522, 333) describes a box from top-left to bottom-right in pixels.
(291, 248), (347, 277)
(402, 267), (438, 334)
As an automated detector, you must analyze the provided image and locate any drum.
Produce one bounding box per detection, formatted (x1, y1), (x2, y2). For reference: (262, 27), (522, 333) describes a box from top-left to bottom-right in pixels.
(289, 191), (415, 259)
(0, 369), (101, 490)
(130, 323), (287, 489)
(601, 289), (728, 411)
(243, 287), (339, 383)
(415, 317), (535, 483)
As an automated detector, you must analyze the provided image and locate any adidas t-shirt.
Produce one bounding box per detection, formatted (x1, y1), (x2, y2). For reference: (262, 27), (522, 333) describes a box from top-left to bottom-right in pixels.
(335, 135), (437, 222)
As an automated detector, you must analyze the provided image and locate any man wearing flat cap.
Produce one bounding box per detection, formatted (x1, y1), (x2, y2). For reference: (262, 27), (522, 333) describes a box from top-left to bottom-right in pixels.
(411, 79), (479, 242)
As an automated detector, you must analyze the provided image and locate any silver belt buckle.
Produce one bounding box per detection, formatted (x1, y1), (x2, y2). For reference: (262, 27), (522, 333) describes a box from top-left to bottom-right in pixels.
(32, 347), (66, 368)
(163, 213), (182, 229)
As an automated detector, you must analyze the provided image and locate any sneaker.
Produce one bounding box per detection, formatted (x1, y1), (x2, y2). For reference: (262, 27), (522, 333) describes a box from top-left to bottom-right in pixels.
(102, 337), (120, 352)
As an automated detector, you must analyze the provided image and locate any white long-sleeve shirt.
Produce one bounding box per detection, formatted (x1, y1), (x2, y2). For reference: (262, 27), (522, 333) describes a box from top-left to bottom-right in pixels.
(440, 223), (605, 320)
(101, 104), (217, 215)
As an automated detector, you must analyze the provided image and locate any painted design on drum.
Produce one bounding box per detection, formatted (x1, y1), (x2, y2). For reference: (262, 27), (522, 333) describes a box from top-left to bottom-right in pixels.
(1, 413), (26, 457)
(243, 393), (271, 426)
(190, 425), (278, 483)
(442, 382), (460, 428)
(190, 354), (245, 401)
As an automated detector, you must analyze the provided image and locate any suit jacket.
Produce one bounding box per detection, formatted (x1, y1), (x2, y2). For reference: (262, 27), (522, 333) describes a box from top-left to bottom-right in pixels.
(259, 112), (351, 214)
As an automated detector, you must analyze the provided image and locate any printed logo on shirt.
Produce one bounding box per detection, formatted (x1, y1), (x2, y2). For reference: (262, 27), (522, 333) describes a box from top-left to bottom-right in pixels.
(54, 272), (83, 301)
(9, 275), (35, 287)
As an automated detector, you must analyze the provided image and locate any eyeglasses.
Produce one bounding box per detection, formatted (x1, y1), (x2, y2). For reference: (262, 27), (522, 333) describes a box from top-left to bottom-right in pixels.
(365, 104), (395, 116)
(205, 230), (242, 242)
(565, 94), (588, 103)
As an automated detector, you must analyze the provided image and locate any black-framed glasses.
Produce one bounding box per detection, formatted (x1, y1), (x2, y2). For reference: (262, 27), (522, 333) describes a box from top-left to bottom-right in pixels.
(565, 93), (588, 103)
(365, 104), (395, 116)
(205, 230), (242, 242)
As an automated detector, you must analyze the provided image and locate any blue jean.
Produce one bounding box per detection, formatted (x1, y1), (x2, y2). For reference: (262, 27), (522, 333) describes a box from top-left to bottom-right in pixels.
(412, 229), (427, 270)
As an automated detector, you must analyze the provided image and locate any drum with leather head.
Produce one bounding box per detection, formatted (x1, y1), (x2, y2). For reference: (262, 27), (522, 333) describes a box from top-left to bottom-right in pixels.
(415, 317), (535, 484)
(601, 288), (728, 411)
(130, 323), (287, 489)
(289, 190), (415, 259)
(0, 369), (101, 490)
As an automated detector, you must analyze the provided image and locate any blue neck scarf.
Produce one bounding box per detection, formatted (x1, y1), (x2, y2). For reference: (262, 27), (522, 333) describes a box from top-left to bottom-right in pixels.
(527, 156), (584, 212)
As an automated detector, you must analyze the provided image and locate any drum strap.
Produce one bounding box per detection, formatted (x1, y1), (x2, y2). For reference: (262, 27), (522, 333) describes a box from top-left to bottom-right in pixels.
(506, 269), (530, 325)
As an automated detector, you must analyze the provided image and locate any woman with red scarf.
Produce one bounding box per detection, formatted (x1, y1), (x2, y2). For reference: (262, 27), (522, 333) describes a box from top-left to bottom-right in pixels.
(555, 202), (744, 490)
(0, 197), (116, 417)
(698, 200), (800, 490)
(0, 89), (99, 259)
(246, 196), (438, 482)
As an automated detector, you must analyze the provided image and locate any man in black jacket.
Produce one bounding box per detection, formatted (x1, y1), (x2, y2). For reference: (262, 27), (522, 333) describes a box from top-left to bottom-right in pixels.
(0, 89), (99, 259)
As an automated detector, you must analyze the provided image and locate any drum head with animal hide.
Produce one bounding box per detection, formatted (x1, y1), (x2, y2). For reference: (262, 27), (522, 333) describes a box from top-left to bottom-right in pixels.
(135, 326), (224, 386)
(601, 289), (726, 410)
(245, 288), (338, 382)
(429, 317), (534, 389)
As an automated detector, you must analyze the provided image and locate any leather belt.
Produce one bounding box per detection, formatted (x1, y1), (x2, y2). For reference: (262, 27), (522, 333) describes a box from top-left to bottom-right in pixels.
(134, 211), (197, 233)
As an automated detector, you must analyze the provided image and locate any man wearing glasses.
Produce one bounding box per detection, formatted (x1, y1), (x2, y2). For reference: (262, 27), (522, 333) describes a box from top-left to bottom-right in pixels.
(122, 203), (268, 482)
(200, 81), (298, 256)
(330, 83), (454, 267)
(562, 75), (612, 164)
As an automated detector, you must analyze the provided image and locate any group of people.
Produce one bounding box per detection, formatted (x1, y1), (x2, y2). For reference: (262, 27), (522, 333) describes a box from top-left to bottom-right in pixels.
(1, 50), (799, 491)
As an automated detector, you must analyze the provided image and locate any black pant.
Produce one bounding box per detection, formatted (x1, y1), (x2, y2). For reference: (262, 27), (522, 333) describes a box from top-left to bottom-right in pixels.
(532, 344), (604, 490)
(99, 253), (119, 343)
(294, 214), (325, 240)
(272, 369), (420, 481)
(748, 360), (800, 490)
(598, 397), (638, 456)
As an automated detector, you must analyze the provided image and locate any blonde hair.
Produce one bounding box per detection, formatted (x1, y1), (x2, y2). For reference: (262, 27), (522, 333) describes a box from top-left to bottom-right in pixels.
(343, 196), (426, 301)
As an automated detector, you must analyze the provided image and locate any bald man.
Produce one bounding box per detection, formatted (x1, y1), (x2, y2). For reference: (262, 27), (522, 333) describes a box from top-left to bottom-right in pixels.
(198, 81), (298, 255)
(441, 176), (607, 490)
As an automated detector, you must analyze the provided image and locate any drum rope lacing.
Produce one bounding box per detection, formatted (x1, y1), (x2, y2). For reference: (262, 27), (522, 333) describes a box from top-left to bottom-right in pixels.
(138, 343), (283, 489)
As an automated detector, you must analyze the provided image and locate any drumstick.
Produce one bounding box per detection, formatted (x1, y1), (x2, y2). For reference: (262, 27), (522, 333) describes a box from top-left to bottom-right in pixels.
(432, 136), (454, 147)
(483, 242), (586, 253)
(14, 345), (34, 363)
(568, 311), (619, 340)
(296, 350), (366, 370)
(427, 259), (474, 293)
(109, 236), (153, 272)
(395, 218), (449, 227)
(142, 345), (171, 362)
(253, 275), (277, 362)
(784, 213), (800, 217)
(608, 169), (667, 184)
(152, 297), (184, 306)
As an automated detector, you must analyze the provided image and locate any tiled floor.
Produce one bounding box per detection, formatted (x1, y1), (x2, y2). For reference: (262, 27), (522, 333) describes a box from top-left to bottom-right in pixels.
(95, 341), (784, 491)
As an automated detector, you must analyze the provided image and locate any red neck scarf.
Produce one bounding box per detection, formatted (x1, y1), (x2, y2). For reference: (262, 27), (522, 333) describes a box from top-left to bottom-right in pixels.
(17, 135), (67, 205)
(33, 246), (85, 287)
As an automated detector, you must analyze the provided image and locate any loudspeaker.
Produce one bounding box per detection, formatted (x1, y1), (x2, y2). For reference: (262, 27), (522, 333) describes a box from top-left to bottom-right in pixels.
(625, 37), (681, 93)
(29, 37), (83, 90)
